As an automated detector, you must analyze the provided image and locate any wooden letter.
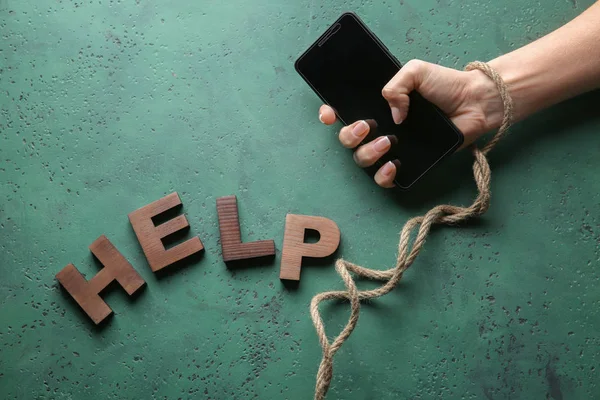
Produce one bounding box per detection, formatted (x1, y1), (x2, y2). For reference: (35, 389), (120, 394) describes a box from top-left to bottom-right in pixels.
(280, 214), (340, 281)
(56, 235), (145, 324)
(216, 195), (275, 262)
(128, 192), (204, 272)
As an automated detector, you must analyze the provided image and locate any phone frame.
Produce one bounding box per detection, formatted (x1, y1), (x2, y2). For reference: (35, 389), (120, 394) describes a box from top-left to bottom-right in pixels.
(294, 11), (464, 190)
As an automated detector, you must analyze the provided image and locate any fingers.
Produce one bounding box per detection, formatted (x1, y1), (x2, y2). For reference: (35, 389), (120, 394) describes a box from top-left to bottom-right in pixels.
(318, 106), (396, 189)
(381, 59), (432, 125)
(374, 161), (396, 188)
(352, 136), (392, 167)
(318, 105), (337, 125)
(339, 120), (370, 148)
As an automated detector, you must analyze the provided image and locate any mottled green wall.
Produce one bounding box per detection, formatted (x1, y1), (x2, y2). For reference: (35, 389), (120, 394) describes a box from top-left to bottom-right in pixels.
(1, 0), (599, 399)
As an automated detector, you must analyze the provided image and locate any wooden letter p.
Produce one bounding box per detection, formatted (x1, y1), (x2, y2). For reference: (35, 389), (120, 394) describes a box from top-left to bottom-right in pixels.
(279, 214), (340, 281)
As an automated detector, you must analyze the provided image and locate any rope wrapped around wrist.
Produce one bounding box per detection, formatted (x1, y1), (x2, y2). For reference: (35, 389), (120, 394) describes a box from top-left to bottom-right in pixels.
(310, 61), (514, 400)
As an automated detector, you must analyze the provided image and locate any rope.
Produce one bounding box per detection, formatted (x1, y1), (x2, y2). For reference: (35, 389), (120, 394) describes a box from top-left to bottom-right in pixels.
(310, 61), (514, 400)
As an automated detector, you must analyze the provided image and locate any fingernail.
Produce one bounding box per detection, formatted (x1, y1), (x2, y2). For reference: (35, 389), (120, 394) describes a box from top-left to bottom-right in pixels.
(381, 161), (395, 177)
(352, 120), (369, 137)
(319, 113), (324, 123)
(391, 107), (402, 124)
(373, 136), (391, 152)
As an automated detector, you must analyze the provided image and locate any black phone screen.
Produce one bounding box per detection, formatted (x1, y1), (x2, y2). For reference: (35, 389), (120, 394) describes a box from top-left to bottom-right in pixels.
(295, 12), (463, 189)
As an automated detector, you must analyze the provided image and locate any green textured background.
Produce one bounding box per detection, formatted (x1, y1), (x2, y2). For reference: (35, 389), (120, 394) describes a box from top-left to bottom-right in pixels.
(1, 0), (599, 399)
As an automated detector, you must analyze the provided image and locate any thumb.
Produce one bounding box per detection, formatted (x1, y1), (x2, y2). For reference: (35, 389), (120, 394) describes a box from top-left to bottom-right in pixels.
(381, 59), (432, 124)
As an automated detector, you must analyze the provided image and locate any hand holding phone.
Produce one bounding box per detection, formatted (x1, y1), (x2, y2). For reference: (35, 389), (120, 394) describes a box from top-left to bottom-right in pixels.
(295, 13), (480, 190)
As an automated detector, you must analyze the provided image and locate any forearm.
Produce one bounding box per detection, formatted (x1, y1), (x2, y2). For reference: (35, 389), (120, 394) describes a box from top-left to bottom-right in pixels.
(488, 1), (600, 123)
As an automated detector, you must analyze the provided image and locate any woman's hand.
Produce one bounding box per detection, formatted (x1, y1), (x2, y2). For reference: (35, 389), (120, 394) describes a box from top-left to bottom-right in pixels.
(319, 59), (504, 188)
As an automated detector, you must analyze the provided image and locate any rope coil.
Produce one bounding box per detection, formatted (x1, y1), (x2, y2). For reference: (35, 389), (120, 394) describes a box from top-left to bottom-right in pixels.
(310, 61), (514, 400)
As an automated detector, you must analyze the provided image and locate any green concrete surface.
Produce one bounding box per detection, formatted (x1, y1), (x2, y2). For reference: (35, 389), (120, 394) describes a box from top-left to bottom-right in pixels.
(2, 0), (599, 399)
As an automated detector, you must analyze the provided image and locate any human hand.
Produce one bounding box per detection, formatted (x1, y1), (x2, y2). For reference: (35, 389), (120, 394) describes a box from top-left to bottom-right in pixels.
(319, 59), (504, 188)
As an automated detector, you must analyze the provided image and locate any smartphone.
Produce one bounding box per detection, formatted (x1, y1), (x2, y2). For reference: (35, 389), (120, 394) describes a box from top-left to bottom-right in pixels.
(294, 12), (464, 190)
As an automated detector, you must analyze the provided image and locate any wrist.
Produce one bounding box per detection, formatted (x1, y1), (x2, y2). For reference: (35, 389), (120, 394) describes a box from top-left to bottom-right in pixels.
(487, 56), (530, 123)
(466, 68), (505, 135)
